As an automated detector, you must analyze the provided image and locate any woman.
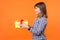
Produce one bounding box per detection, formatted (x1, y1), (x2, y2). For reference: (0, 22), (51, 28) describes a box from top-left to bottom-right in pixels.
(21, 2), (48, 40)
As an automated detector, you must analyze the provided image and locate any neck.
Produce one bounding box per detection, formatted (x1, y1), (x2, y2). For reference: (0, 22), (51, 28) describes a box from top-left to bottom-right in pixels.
(37, 13), (43, 18)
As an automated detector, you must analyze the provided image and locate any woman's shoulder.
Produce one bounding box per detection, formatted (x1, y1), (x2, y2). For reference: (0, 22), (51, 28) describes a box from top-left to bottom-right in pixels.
(34, 16), (47, 23)
(37, 17), (47, 23)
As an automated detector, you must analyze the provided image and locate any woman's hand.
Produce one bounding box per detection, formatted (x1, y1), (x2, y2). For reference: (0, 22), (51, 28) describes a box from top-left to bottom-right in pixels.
(20, 23), (29, 29)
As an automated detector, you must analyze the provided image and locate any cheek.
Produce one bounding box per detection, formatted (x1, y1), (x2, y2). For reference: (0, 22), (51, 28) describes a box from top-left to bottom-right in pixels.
(35, 9), (41, 14)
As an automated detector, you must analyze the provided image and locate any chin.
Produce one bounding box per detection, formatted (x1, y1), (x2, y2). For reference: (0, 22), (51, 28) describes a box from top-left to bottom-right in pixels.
(36, 13), (38, 14)
(36, 12), (40, 14)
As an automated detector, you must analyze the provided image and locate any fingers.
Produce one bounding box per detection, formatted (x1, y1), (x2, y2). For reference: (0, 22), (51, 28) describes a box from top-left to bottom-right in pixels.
(20, 24), (26, 28)
(21, 23), (29, 29)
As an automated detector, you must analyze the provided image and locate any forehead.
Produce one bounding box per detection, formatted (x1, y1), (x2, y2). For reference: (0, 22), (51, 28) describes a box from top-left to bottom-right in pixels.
(35, 6), (39, 8)
(34, 6), (41, 10)
(35, 6), (39, 9)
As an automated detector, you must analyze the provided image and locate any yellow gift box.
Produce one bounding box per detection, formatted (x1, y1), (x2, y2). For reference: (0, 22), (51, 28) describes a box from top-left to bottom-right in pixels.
(14, 20), (28, 28)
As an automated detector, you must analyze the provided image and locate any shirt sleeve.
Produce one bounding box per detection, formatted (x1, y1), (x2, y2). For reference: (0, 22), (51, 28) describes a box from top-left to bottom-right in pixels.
(29, 18), (47, 35)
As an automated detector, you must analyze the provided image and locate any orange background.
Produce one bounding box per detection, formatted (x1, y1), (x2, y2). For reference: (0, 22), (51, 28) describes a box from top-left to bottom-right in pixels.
(0, 0), (60, 40)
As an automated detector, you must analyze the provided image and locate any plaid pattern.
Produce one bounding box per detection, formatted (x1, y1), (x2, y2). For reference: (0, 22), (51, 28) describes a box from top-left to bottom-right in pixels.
(30, 16), (47, 40)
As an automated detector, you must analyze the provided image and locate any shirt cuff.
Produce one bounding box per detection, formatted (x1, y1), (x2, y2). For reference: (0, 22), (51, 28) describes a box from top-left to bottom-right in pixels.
(28, 27), (31, 30)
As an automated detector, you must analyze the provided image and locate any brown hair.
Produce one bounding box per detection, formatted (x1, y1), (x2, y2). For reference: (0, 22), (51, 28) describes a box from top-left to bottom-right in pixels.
(34, 2), (47, 18)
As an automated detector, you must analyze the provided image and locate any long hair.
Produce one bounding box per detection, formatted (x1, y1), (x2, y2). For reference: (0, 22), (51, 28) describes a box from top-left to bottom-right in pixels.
(34, 2), (48, 18)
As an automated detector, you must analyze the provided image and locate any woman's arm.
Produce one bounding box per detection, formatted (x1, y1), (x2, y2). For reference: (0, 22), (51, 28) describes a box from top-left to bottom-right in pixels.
(28, 18), (47, 35)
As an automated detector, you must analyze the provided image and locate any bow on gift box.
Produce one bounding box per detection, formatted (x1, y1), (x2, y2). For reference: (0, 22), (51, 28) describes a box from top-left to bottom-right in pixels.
(20, 19), (24, 24)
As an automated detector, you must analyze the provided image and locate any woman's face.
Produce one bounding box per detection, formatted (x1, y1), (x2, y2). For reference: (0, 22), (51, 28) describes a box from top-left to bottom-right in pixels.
(34, 6), (41, 14)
